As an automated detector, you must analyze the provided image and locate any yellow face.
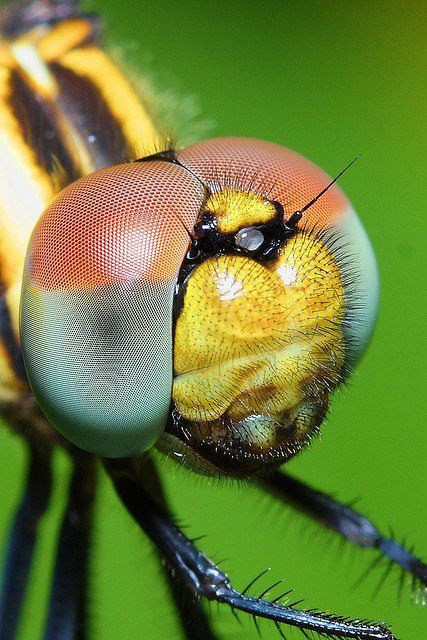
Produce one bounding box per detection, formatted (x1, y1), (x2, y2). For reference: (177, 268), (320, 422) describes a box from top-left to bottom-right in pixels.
(171, 188), (346, 475)
(204, 188), (277, 233)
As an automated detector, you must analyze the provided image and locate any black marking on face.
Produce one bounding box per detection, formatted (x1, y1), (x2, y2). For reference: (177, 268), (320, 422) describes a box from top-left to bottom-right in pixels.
(164, 397), (327, 477)
(176, 208), (300, 292)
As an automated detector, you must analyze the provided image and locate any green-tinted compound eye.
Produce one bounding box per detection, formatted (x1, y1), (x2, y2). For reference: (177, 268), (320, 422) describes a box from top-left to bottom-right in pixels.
(20, 160), (203, 457)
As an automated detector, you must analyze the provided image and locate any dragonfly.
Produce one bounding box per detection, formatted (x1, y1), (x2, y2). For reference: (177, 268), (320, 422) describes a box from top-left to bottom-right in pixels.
(0, 1), (425, 639)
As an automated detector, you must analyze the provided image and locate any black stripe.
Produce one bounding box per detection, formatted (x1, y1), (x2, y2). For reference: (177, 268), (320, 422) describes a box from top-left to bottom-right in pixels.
(50, 61), (132, 169)
(0, 293), (27, 382)
(9, 69), (80, 185)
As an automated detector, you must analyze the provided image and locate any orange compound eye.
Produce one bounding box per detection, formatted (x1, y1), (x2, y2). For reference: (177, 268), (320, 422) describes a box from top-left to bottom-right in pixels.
(177, 137), (349, 231)
(21, 160), (204, 457)
(28, 161), (203, 291)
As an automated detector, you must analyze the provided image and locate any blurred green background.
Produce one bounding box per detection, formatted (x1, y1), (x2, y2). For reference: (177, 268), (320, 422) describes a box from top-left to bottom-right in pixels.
(0, 0), (425, 638)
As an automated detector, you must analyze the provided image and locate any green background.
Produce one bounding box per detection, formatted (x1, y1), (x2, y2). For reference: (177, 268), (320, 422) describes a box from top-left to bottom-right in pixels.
(0, 0), (425, 639)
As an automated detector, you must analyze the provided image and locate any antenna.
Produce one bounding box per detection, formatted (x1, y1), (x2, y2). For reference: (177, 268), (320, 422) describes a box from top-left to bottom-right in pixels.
(286, 155), (361, 228)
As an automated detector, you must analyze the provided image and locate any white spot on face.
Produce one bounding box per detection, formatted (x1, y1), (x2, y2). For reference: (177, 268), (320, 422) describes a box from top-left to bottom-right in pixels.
(277, 264), (298, 286)
(88, 135), (97, 143)
(214, 270), (244, 301)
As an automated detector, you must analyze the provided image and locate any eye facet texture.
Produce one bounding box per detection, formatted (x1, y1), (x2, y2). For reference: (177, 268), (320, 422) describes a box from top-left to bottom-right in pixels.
(178, 137), (379, 363)
(21, 161), (203, 456)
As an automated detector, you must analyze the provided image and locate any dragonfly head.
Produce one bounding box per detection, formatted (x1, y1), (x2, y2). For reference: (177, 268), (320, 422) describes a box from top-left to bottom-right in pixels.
(21, 137), (378, 474)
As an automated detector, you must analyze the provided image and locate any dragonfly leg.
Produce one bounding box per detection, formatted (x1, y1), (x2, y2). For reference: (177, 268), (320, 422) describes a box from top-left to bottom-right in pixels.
(0, 440), (52, 640)
(259, 471), (427, 594)
(43, 454), (97, 640)
(124, 456), (218, 640)
(165, 569), (219, 640)
(104, 458), (396, 640)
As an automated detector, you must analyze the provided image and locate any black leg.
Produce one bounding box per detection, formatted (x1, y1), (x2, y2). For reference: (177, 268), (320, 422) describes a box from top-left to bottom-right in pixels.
(104, 458), (396, 640)
(260, 471), (427, 595)
(43, 454), (97, 640)
(165, 571), (218, 640)
(129, 456), (218, 640)
(0, 442), (52, 640)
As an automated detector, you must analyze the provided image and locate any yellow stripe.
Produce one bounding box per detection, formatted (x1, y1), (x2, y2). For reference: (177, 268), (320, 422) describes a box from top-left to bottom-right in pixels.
(9, 41), (96, 176)
(0, 65), (56, 397)
(0, 66), (55, 289)
(0, 16), (164, 401)
(38, 19), (94, 62)
(0, 66), (45, 393)
(59, 46), (161, 158)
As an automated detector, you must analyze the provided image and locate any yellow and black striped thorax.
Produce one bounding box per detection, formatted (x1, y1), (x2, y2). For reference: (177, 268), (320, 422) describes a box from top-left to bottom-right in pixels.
(0, 0), (161, 403)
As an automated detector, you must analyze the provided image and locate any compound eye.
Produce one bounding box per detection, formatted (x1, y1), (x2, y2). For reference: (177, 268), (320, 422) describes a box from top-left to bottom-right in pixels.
(21, 161), (204, 457)
(235, 227), (264, 251)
